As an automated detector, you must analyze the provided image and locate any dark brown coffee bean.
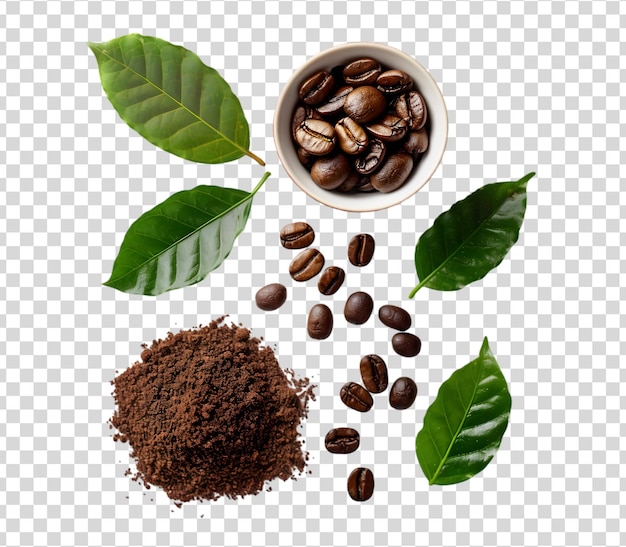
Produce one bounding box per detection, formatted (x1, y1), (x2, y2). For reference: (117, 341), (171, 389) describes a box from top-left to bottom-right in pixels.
(318, 266), (345, 295)
(310, 153), (351, 190)
(354, 139), (386, 175)
(389, 377), (418, 410)
(280, 222), (315, 249)
(291, 106), (322, 140)
(360, 354), (388, 393)
(340, 382), (373, 412)
(347, 467), (374, 501)
(365, 115), (408, 143)
(403, 128), (429, 159)
(343, 58), (382, 86)
(298, 69), (335, 105)
(376, 69), (413, 94)
(356, 175), (375, 192)
(330, 65), (346, 87)
(335, 170), (361, 193)
(317, 85), (353, 116)
(378, 304), (411, 331)
(348, 233), (375, 267)
(289, 248), (325, 281)
(324, 427), (360, 454)
(297, 147), (315, 168)
(295, 118), (336, 156)
(391, 332), (422, 357)
(395, 90), (427, 131)
(344, 291), (374, 325)
(307, 303), (333, 340)
(343, 86), (387, 124)
(335, 117), (369, 155)
(370, 152), (414, 193)
(255, 283), (287, 311)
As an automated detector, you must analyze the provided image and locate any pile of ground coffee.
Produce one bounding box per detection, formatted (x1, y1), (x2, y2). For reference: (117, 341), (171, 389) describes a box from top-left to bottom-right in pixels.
(110, 317), (314, 503)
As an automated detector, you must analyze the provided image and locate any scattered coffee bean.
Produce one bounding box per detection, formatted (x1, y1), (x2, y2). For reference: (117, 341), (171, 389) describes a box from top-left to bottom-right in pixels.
(340, 382), (373, 412)
(347, 467), (374, 502)
(391, 332), (422, 357)
(325, 427), (360, 454)
(310, 153), (351, 190)
(318, 266), (345, 295)
(280, 222), (315, 249)
(370, 152), (414, 193)
(343, 86), (387, 124)
(343, 58), (382, 86)
(360, 354), (388, 393)
(378, 304), (411, 331)
(255, 283), (287, 311)
(344, 291), (374, 325)
(289, 247), (325, 281)
(307, 303), (333, 340)
(298, 69), (335, 105)
(389, 377), (418, 410)
(348, 233), (375, 267)
(291, 58), (431, 195)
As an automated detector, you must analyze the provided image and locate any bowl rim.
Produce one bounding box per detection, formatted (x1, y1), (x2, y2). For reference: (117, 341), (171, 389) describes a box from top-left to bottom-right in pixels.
(273, 42), (448, 213)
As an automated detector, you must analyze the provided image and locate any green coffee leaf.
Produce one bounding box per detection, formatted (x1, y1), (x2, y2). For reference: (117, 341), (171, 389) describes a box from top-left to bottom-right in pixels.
(104, 172), (270, 296)
(88, 34), (264, 165)
(415, 338), (512, 485)
(409, 172), (535, 298)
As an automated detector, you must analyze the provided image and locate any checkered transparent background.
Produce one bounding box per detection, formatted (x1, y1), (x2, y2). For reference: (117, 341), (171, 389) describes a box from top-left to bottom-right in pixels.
(1, 0), (625, 546)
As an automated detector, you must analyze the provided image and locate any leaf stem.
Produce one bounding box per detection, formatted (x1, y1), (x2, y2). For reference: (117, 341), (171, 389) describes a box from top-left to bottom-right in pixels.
(246, 150), (266, 166)
(252, 171), (271, 194)
(517, 171), (536, 186)
(408, 280), (426, 299)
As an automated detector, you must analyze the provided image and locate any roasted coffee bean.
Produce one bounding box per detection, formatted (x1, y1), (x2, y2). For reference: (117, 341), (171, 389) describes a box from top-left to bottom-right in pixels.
(255, 283), (287, 311)
(347, 467), (374, 502)
(343, 86), (387, 124)
(298, 70), (335, 105)
(354, 139), (386, 175)
(389, 377), (418, 410)
(391, 332), (422, 357)
(295, 118), (336, 156)
(376, 69), (413, 94)
(340, 382), (373, 412)
(403, 127), (429, 159)
(291, 106), (322, 140)
(365, 115), (408, 143)
(370, 152), (414, 193)
(348, 233), (375, 267)
(297, 147), (314, 168)
(280, 222), (315, 249)
(289, 247), (325, 281)
(335, 170), (361, 193)
(360, 354), (388, 393)
(356, 175), (376, 192)
(395, 90), (427, 130)
(318, 266), (346, 295)
(307, 303), (333, 340)
(343, 58), (382, 86)
(378, 304), (411, 331)
(310, 153), (351, 190)
(344, 291), (374, 325)
(335, 117), (369, 155)
(325, 427), (360, 454)
(317, 85), (353, 117)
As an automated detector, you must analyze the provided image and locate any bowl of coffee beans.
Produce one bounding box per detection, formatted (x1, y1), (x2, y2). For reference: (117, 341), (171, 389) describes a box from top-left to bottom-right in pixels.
(274, 42), (448, 212)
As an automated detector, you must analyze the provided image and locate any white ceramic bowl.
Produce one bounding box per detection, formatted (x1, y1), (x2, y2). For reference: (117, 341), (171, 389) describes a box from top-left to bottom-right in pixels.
(273, 42), (448, 212)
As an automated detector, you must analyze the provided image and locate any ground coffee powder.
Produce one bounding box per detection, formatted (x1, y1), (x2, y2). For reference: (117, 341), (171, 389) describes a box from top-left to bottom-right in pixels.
(110, 317), (314, 503)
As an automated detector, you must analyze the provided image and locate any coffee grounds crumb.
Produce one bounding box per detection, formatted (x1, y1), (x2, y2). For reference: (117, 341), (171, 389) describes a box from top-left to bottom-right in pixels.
(110, 317), (315, 503)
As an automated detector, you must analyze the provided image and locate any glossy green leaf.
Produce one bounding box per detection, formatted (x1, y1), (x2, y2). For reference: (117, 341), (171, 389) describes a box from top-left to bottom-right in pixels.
(104, 172), (270, 296)
(88, 34), (264, 165)
(415, 338), (511, 485)
(409, 172), (535, 298)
